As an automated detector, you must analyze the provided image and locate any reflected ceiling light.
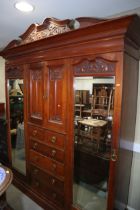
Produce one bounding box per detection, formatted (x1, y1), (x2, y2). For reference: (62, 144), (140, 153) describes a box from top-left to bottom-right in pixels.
(14, 1), (34, 12)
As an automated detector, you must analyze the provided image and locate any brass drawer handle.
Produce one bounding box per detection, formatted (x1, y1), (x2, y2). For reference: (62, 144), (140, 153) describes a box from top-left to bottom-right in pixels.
(51, 178), (56, 185)
(51, 136), (56, 143)
(33, 130), (37, 136)
(33, 142), (38, 150)
(51, 149), (56, 157)
(111, 149), (117, 162)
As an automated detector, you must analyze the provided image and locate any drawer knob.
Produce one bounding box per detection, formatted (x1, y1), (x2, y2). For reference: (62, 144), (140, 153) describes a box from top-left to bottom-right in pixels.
(51, 149), (56, 157)
(51, 178), (56, 185)
(33, 142), (38, 150)
(33, 130), (37, 136)
(51, 136), (56, 143)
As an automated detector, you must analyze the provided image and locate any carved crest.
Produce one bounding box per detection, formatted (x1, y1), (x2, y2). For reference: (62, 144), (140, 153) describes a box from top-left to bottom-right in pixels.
(73, 58), (116, 75)
(5, 18), (72, 48)
(20, 21), (71, 45)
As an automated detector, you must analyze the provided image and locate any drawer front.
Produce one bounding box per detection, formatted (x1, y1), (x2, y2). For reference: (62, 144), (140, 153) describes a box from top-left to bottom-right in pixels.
(45, 130), (65, 149)
(28, 125), (44, 141)
(31, 176), (64, 207)
(30, 150), (64, 178)
(30, 164), (64, 193)
(30, 140), (64, 163)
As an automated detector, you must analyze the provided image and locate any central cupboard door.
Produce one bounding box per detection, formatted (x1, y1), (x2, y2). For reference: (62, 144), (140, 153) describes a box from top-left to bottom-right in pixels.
(27, 60), (68, 132)
(44, 60), (68, 133)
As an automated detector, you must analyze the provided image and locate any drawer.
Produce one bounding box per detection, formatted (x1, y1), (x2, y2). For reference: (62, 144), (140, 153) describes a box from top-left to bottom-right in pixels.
(45, 130), (65, 149)
(28, 125), (44, 141)
(30, 164), (64, 193)
(30, 140), (64, 163)
(31, 176), (64, 207)
(30, 150), (64, 178)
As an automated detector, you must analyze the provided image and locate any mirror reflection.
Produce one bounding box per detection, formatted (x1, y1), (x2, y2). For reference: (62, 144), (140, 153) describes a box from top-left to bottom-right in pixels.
(8, 79), (26, 175)
(73, 76), (115, 210)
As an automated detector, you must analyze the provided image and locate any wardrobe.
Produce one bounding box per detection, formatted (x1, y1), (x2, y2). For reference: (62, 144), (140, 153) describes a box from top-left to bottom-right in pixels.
(1, 15), (140, 210)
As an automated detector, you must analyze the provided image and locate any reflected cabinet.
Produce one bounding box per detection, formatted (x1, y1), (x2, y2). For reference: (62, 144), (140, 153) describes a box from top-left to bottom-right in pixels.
(1, 15), (140, 210)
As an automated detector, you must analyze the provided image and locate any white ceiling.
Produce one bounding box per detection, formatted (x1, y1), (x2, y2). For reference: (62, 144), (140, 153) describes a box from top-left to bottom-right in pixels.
(0, 0), (140, 49)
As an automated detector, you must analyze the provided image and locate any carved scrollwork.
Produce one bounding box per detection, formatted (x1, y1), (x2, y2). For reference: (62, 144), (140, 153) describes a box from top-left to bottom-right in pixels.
(6, 66), (24, 78)
(73, 58), (116, 75)
(31, 70), (42, 81)
(22, 23), (70, 45)
(49, 66), (63, 80)
(18, 18), (72, 45)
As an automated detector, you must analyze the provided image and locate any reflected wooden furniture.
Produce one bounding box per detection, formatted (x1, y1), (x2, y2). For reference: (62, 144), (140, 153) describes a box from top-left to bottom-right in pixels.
(77, 119), (108, 151)
(74, 148), (109, 185)
(91, 84), (114, 119)
(75, 104), (85, 118)
(1, 15), (140, 210)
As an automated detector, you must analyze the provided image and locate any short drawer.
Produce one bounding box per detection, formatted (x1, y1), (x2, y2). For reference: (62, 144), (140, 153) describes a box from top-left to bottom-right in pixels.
(30, 164), (64, 193)
(30, 150), (64, 178)
(45, 130), (65, 149)
(28, 125), (44, 141)
(30, 140), (64, 163)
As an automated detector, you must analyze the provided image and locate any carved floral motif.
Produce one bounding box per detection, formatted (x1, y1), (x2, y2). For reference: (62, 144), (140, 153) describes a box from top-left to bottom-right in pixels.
(22, 22), (71, 44)
(74, 58), (116, 75)
(31, 70), (42, 80)
(6, 66), (24, 78)
(49, 67), (63, 80)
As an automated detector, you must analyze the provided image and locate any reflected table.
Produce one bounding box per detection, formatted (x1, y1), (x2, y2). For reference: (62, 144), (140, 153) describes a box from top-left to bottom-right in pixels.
(77, 119), (108, 151)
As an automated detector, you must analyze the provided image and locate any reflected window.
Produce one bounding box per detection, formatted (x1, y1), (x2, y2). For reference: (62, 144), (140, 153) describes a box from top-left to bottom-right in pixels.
(73, 76), (115, 210)
(8, 79), (26, 175)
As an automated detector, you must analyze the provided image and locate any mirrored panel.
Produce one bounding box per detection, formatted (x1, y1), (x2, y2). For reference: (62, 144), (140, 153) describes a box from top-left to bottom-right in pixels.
(73, 76), (115, 210)
(8, 79), (26, 175)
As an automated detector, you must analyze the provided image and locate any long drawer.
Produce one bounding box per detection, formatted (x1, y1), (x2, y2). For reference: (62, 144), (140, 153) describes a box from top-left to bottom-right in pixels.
(30, 164), (64, 193)
(28, 124), (65, 149)
(30, 171), (64, 207)
(30, 150), (64, 178)
(30, 139), (64, 163)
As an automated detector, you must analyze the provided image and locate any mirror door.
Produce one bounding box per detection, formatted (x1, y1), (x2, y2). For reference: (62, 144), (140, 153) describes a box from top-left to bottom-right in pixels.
(73, 76), (115, 210)
(8, 79), (26, 175)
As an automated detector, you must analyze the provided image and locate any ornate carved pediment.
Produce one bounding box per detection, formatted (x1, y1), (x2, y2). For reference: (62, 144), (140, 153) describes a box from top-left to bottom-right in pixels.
(73, 58), (116, 75)
(5, 18), (72, 49)
(4, 17), (106, 50)
(20, 18), (72, 45)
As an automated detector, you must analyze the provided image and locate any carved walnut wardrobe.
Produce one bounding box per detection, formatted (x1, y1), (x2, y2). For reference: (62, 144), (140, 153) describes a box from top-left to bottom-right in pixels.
(1, 15), (140, 210)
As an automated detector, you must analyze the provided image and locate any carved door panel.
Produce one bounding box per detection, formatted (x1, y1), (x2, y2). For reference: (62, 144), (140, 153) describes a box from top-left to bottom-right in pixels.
(44, 61), (68, 133)
(27, 62), (45, 125)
